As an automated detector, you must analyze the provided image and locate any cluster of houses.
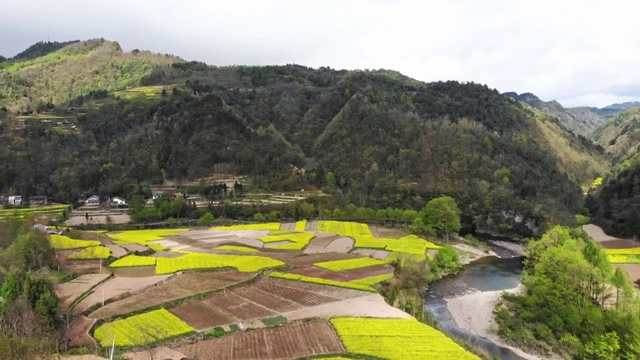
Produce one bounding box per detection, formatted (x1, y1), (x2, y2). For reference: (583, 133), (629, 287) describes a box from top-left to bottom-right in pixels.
(0, 195), (49, 206)
(84, 195), (127, 206)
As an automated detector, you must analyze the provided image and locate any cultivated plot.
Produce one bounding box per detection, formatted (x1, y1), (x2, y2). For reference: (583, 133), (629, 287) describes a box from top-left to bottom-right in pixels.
(90, 271), (252, 320)
(175, 320), (344, 360)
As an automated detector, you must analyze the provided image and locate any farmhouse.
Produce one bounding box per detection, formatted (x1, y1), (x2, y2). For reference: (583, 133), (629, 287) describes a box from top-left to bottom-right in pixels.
(8, 195), (22, 205)
(111, 196), (127, 205)
(85, 195), (100, 206)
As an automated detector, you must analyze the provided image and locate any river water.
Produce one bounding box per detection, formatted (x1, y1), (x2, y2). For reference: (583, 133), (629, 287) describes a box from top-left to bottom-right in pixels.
(424, 245), (527, 360)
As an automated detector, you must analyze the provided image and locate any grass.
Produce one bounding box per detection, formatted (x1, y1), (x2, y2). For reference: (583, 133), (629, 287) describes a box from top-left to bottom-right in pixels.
(214, 245), (259, 253)
(93, 309), (194, 347)
(211, 223), (281, 231)
(350, 273), (394, 286)
(69, 246), (111, 259)
(268, 272), (375, 292)
(330, 318), (479, 360)
(314, 258), (387, 272)
(258, 232), (315, 250)
(49, 235), (101, 250)
(155, 253), (285, 275)
(109, 255), (157, 268)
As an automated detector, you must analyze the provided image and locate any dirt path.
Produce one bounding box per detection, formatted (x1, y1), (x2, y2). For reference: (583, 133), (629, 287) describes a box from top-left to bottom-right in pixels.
(583, 224), (631, 243)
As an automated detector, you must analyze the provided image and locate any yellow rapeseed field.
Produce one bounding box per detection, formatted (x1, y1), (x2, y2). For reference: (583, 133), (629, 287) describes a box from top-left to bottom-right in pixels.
(94, 309), (194, 347)
(331, 318), (479, 360)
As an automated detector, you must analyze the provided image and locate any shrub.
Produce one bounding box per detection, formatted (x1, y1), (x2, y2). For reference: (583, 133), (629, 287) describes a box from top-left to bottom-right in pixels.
(197, 212), (215, 226)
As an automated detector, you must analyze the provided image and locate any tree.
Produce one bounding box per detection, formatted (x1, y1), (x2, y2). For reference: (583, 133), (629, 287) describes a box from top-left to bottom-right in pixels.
(421, 196), (461, 242)
(611, 267), (627, 308)
(197, 212), (215, 226)
(325, 172), (337, 191)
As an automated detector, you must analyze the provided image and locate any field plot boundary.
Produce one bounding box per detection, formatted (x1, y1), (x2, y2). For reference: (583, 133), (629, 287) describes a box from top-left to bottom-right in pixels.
(65, 274), (114, 312)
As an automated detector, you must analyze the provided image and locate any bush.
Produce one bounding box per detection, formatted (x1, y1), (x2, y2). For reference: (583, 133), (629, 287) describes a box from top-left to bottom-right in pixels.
(575, 214), (591, 226)
(197, 212), (215, 226)
(430, 246), (461, 278)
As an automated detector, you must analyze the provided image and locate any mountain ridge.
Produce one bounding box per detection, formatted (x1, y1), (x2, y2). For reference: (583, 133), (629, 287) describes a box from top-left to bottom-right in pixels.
(0, 39), (612, 236)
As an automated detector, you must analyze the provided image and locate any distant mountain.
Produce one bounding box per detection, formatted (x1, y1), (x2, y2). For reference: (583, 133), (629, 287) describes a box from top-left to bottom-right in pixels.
(503, 92), (635, 135)
(602, 101), (640, 111)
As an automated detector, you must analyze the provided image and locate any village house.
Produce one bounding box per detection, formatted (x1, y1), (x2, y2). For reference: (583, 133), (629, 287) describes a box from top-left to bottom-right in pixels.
(8, 195), (22, 205)
(85, 195), (100, 206)
(111, 196), (127, 206)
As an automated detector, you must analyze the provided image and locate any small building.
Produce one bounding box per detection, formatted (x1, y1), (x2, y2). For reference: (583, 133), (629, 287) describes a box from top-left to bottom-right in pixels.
(152, 191), (164, 200)
(85, 195), (100, 206)
(8, 195), (22, 205)
(30, 195), (49, 205)
(111, 196), (127, 206)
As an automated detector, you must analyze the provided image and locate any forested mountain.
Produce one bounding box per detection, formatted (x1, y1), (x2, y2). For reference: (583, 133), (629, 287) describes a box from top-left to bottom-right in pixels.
(503, 91), (622, 135)
(0, 40), (612, 236)
(0, 39), (178, 113)
(588, 108), (640, 237)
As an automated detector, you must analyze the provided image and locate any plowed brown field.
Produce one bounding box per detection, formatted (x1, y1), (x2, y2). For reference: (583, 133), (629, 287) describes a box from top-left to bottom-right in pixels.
(175, 320), (344, 360)
(169, 302), (235, 330)
(90, 271), (252, 319)
(290, 264), (394, 281)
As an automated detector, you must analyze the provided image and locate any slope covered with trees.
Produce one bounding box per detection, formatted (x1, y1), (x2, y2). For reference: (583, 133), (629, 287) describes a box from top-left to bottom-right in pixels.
(0, 40), (612, 236)
(0, 39), (178, 112)
(496, 226), (640, 359)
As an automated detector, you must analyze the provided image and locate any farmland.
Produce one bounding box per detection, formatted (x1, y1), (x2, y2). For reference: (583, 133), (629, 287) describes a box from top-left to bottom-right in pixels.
(50, 235), (101, 250)
(314, 257), (388, 272)
(258, 231), (315, 250)
(89, 271), (252, 320)
(604, 248), (640, 263)
(45, 221), (480, 359)
(214, 245), (259, 252)
(155, 253), (285, 274)
(0, 204), (69, 219)
(268, 271), (376, 292)
(69, 246), (111, 259)
(331, 317), (479, 360)
(211, 223), (281, 231)
(176, 320), (344, 360)
(94, 309), (194, 347)
(109, 255), (157, 268)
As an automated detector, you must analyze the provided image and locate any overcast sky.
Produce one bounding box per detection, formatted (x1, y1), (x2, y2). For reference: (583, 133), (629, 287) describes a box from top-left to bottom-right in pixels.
(2, 0), (639, 107)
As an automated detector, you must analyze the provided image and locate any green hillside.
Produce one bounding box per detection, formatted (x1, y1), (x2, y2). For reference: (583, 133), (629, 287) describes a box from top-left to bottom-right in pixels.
(0, 39), (179, 112)
(0, 40), (612, 236)
(592, 107), (640, 162)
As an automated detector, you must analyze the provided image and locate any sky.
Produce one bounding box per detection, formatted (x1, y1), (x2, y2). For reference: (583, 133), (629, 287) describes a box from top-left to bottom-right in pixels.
(2, 0), (639, 107)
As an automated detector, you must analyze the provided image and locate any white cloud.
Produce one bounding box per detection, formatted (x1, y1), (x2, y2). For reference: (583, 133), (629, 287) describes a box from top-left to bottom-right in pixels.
(2, 0), (640, 107)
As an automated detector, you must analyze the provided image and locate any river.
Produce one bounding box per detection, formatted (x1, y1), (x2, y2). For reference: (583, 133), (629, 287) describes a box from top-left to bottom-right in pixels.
(425, 244), (527, 360)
